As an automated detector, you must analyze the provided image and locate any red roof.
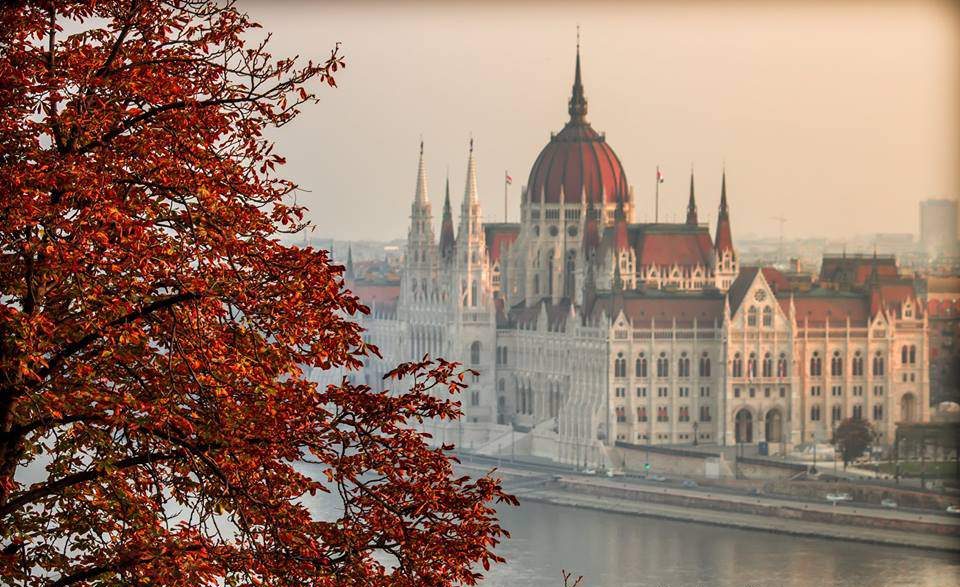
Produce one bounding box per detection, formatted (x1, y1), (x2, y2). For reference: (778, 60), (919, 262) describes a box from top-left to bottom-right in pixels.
(761, 267), (790, 294)
(781, 295), (872, 325)
(636, 231), (713, 267)
(350, 283), (400, 306)
(484, 224), (520, 264)
(819, 255), (898, 284)
(591, 294), (724, 327)
(526, 122), (628, 206)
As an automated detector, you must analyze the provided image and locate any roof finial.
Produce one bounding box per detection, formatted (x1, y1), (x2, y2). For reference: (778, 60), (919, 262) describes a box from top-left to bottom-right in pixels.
(469, 133), (474, 154)
(568, 28), (588, 123)
(419, 135), (424, 157)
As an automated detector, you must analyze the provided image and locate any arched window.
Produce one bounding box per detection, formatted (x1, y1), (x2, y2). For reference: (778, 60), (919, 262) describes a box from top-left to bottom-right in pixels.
(732, 353), (743, 378)
(762, 306), (773, 327)
(470, 279), (478, 307)
(852, 351), (863, 376)
(762, 353), (773, 378)
(637, 407), (647, 422)
(747, 353), (757, 378)
(873, 352), (885, 376)
(635, 353), (648, 378)
(614, 352), (626, 378)
(831, 351), (843, 377)
(470, 341), (481, 365)
(901, 345), (909, 365)
(748, 306), (758, 327)
(699, 352), (711, 377)
(657, 353), (669, 378)
(678, 352), (690, 378)
(909, 345), (916, 364)
(777, 353), (788, 377)
(810, 352), (822, 376)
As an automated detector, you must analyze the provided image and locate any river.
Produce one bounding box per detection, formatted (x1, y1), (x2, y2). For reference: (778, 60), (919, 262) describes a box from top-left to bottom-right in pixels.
(482, 499), (960, 587)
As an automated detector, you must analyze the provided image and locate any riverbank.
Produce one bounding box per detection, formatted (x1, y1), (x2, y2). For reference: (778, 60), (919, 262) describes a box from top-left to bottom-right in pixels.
(458, 461), (960, 553)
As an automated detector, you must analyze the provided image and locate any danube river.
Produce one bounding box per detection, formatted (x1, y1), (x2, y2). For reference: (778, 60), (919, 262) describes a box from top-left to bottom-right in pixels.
(482, 499), (960, 587)
(297, 459), (959, 587)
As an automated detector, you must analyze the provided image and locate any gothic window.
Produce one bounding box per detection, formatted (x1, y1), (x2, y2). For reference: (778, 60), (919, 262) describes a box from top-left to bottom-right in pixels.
(470, 341), (481, 365)
(614, 353), (627, 378)
(852, 405), (863, 420)
(909, 345), (916, 364)
(615, 406), (626, 423)
(873, 352), (885, 376)
(678, 406), (690, 422)
(471, 391), (480, 407)
(831, 405), (842, 422)
(732, 353), (743, 378)
(678, 352), (690, 378)
(873, 404), (884, 421)
(699, 406), (712, 422)
(777, 353), (788, 377)
(699, 353), (711, 377)
(901, 345), (908, 364)
(810, 352), (822, 376)
(747, 306), (758, 327)
(852, 351), (863, 376)
(762, 353), (773, 378)
(637, 407), (648, 422)
(762, 306), (773, 327)
(470, 280), (478, 307)
(831, 351), (843, 377)
(533, 273), (540, 295)
(747, 353), (757, 378)
(635, 353), (648, 378)
(656, 353), (669, 378)
(811, 406), (821, 421)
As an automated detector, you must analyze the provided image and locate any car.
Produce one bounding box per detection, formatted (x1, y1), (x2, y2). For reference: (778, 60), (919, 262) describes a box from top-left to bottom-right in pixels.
(880, 499), (898, 509)
(650, 474), (668, 482)
(681, 479), (699, 488)
(946, 505), (960, 515)
(826, 492), (853, 503)
(582, 468), (596, 476)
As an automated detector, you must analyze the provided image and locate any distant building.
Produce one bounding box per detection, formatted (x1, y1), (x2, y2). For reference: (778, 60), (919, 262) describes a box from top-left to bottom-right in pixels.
(919, 198), (959, 260)
(335, 45), (932, 468)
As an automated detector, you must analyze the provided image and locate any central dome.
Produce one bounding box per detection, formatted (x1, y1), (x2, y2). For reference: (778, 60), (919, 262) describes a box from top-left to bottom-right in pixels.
(526, 47), (629, 206)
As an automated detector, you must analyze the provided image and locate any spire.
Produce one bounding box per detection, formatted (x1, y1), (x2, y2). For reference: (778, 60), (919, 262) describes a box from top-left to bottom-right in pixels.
(613, 197), (629, 251)
(686, 167), (698, 225)
(439, 173), (455, 260)
(568, 28), (588, 124)
(714, 168), (734, 253)
(464, 137), (479, 206)
(868, 246), (880, 288)
(414, 139), (429, 205)
(346, 244), (355, 280)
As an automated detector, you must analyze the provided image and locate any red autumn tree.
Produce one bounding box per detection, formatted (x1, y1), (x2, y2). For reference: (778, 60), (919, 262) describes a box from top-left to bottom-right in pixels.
(0, 2), (514, 585)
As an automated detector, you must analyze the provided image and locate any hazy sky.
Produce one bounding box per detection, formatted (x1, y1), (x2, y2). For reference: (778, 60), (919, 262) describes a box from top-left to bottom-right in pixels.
(246, 1), (959, 242)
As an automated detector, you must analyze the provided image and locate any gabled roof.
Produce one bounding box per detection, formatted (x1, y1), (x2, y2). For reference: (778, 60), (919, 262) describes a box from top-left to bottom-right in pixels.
(484, 223), (520, 264)
(819, 254), (898, 285)
(589, 289), (725, 327)
(727, 267), (761, 315)
(635, 229), (714, 268)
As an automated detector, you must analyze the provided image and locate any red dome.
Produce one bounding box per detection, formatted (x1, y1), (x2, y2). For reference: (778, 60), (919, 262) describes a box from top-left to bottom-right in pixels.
(526, 46), (628, 206)
(527, 122), (628, 206)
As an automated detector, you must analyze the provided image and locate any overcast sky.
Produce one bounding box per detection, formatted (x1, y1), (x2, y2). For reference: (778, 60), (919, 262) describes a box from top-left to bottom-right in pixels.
(246, 0), (959, 242)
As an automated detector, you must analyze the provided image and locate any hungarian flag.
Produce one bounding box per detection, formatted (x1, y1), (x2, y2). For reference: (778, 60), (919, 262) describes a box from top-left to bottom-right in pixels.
(656, 166), (664, 184)
(505, 171), (513, 185)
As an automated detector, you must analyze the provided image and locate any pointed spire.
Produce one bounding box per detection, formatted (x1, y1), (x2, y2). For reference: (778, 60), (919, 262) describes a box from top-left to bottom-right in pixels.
(686, 167), (698, 225)
(464, 136), (479, 205)
(568, 28), (588, 124)
(714, 168), (734, 253)
(346, 244), (355, 280)
(439, 172), (455, 260)
(414, 138), (429, 205)
(868, 246), (880, 288)
(612, 261), (624, 292)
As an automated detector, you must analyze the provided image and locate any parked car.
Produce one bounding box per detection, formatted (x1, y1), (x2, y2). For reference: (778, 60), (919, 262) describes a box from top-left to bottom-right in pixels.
(826, 492), (853, 503)
(880, 499), (898, 509)
(681, 479), (699, 488)
(650, 474), (668, 482)
(946, 505), (960, 515)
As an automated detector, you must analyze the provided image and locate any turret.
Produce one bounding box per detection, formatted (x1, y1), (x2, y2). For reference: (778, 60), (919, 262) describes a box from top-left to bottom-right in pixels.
(686, 168), (698, 225)
(713, 168), (738, 291)
(439, 174), (455, 262)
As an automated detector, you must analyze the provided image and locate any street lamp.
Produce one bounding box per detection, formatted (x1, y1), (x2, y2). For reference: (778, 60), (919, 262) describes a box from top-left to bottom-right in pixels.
(693, 421), (699, 446)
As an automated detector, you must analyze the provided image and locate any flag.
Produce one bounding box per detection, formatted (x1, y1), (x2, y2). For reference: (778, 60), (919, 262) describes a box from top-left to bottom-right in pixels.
(505, 171), (513, 185)
(656, 167), (664, 184)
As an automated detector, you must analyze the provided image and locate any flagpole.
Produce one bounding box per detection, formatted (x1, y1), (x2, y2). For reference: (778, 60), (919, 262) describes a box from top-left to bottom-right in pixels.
(504, 171), (508, 222)
(655, 166), (660, 223)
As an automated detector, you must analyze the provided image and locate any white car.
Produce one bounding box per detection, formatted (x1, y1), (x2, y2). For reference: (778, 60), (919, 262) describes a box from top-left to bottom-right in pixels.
(826, 492), (853, 503)
(880, 499), (898, 509)
(650, 474), (668, 482)
(946, 505), (960, 515)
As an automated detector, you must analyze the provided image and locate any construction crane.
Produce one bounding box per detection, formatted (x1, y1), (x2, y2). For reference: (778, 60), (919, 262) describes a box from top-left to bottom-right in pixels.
(771, 216), (787, 265)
